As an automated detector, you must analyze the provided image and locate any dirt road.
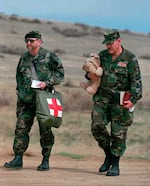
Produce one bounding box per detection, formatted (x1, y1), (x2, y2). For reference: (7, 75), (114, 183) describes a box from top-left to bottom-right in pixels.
(0, 154), (149, 186)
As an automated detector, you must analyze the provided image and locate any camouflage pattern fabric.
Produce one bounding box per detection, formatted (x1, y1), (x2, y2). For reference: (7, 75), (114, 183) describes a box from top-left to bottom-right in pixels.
(16, 47), (64, 103)
(13, 47), (64, 157)
(91, 47), (142, 156)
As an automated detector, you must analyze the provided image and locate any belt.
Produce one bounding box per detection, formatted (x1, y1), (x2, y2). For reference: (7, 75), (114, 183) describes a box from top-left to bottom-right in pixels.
(98, 89), (120, 104)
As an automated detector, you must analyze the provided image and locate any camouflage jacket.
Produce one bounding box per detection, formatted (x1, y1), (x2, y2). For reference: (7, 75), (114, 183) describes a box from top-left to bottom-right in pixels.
(94, 46), (142, 105)
(16, 47), (64, 103)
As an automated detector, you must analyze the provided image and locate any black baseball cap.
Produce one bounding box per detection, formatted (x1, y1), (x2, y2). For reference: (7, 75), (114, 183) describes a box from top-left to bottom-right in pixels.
(25, 30), (42, 39)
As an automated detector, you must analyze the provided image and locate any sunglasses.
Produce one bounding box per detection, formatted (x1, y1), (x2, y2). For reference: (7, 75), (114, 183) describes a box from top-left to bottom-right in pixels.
(25, 39), (38, 43)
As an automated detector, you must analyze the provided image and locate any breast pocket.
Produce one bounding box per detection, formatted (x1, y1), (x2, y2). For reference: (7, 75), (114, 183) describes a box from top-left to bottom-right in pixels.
(115, 66), (128, 81)
(36, 61), (47, 72)
(20, 66), (32, 78)
(116, 65), (128, 74)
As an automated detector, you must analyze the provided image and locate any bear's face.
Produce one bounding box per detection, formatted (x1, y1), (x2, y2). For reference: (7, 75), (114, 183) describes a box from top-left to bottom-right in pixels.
(82, 61), (97, 72)
(89, 54), (100, 68)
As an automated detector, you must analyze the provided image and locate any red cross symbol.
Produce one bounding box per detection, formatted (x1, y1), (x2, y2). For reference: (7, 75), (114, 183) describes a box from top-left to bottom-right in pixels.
(47, 98), (62, 117)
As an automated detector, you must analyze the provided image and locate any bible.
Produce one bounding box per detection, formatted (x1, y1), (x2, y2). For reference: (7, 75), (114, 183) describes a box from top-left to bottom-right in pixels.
(120, 91), (134, 112)
(120, 91), (131, 105)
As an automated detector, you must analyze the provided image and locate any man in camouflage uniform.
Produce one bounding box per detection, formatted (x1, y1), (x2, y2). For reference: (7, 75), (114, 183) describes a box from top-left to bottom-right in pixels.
(89, 29), (142, 176)
(4, 31), (64, 171)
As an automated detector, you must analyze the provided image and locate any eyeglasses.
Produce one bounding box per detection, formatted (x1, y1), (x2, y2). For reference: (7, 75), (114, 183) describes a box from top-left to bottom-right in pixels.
(25, 39), (37, 43)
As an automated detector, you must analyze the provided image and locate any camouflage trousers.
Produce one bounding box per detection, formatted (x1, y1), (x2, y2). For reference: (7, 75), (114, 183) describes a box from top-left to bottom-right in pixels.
(91, 102), (133, 156)
(13, 98), (54, 159)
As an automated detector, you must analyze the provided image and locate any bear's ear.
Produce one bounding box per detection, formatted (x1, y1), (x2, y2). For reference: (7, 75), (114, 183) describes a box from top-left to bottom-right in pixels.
(90, 53), (96, 57)
(90, 53), (95, 57)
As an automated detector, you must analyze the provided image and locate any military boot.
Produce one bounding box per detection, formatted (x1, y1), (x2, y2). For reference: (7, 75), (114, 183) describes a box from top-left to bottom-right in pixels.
(4, 154), (23, 169)
(99, 148), (112, 173)
(106, 154), (120, 176)
(37, 157), (49, 171)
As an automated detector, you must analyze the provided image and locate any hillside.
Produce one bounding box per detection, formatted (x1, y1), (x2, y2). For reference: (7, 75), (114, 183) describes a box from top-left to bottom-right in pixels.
(0, 13), (150, 107)
(0, 13), (150, 80)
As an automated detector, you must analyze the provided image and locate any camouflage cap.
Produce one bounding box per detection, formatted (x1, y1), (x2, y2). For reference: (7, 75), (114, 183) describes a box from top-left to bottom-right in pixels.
(24, 30), (42, 39)
(102, 29), (120, 44)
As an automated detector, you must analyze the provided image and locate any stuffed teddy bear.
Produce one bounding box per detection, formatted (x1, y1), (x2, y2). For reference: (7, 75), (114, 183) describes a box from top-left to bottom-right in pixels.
(80, 53), (103, 95)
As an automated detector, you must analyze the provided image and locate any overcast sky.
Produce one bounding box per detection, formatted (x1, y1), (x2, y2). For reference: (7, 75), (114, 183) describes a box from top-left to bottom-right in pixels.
(0, 0), (149, 33)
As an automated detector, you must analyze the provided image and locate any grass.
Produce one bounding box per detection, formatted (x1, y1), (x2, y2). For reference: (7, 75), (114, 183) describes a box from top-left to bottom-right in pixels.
(3, 108), (149, 160)
(58, 151), (84, 160)
(126, 108), (150, 160)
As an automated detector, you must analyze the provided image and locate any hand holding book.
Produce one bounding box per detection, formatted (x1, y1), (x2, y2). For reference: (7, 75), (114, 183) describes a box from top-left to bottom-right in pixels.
(120, 91), (134, 112)
(31, 80), (47, 89)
